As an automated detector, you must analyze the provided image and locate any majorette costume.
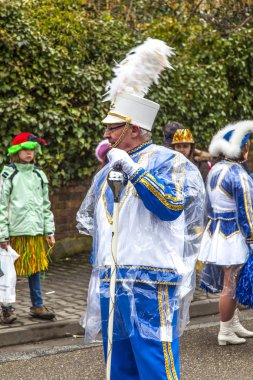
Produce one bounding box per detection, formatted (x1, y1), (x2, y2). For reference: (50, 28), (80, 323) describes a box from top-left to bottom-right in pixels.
(77, 38), (205, 379)
(198, 121), (253, 302)
(0, 132), (55, 277)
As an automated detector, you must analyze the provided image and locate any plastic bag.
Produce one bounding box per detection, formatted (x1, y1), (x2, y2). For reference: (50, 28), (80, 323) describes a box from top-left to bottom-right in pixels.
(77, 145), (205, 343)
(200, 263), (224, 293)
(0, 246), (19, 303)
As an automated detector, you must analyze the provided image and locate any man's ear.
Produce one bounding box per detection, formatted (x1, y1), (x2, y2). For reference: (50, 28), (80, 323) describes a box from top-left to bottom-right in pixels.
(130, 124), (141, 137)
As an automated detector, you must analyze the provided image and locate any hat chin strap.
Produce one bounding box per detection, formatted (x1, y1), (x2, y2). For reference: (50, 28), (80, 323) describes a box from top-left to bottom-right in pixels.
(111, 123), (131, 149)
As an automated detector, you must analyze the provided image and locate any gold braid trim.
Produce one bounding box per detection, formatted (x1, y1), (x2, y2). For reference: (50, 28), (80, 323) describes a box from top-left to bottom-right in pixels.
(241, 173), (253, 240)
(219, 230), (240, 239)
(164, 287), (179, 380)
(129, 167), (143, 182)
(103, 265), (176, 275)
(145, 172), (165, 191)
(127, 140), (153, 155)
(206, 219), (240, 239)
(206, 219), (213, 237)
(140, 178), (184, 211)
(219, 184), (233, 199)
(112, 265), (176, 273)
(208, 216), (236, 221)
(103, 266), (178, 284)
(101, 278), (177, 285)
(132, 171), (146, 186)
(108, 112), (132, 123)
(145, 172), (183, 203)
(111, 123), (131, 149)
(212, 209), (236, 213)
(158, 285), (172, 380)
(217, 167), (233, 199)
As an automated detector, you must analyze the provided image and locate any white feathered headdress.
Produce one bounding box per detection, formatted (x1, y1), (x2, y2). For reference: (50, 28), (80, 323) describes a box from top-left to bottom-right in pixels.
(209, 120), (253, 158)
(102, 38), (174, 131)
(104, 38), (174, 103)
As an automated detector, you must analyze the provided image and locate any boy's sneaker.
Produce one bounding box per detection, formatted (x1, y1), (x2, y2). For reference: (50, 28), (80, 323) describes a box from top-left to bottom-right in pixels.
(29, 306), (55, 320)
(1, 307), (17, 324)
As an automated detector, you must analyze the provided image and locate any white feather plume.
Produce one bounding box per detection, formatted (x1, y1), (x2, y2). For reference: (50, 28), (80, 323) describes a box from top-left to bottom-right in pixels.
(104, 38), (174, 102)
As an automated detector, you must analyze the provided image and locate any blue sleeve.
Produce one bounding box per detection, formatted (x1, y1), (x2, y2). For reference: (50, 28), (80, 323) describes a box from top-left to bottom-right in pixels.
(129, 167), (184, 221)
(230, 170), (253, 242)
(90, 249), (94, 265)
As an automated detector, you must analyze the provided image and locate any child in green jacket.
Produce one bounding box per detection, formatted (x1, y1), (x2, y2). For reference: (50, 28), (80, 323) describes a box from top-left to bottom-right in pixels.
(0, 132), (55, 323)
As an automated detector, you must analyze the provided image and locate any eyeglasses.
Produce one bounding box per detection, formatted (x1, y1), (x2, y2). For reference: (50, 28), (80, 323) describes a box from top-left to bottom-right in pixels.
(104, 123), (126, 132)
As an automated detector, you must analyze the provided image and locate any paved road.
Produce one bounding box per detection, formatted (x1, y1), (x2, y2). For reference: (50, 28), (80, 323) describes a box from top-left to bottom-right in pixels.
(0, 252), (218, 347)
(1, 317), (253, 380)
(0, 254), (91, 334)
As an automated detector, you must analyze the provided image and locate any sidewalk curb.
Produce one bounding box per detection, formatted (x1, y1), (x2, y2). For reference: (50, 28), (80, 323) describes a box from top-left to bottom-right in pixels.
(0, 300), (220, 349)
(0, 320), (83, 349)
(190, 298), (219, 318)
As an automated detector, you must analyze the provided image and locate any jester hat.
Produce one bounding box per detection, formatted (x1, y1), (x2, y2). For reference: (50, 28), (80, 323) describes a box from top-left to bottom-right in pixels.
(8, 132), (47, 155)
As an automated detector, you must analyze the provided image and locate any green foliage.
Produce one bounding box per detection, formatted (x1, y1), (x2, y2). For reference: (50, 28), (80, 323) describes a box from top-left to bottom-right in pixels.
(0, 0), (136, 185)
(147, 16), (253, 146)
(0, 0), (253, 187)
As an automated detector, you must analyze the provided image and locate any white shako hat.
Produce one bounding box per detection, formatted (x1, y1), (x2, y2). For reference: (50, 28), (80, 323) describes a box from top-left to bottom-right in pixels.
(102, 38), (174, 131)
(209, 120), (253, 159)
(102, 93), (160, 132)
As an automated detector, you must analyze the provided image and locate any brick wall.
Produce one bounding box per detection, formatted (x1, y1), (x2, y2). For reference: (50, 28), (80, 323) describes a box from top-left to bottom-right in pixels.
(50, 179), (92, 241)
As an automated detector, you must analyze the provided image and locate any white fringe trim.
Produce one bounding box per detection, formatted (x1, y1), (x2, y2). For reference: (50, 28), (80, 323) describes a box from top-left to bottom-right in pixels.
(209, 120), (253, 158)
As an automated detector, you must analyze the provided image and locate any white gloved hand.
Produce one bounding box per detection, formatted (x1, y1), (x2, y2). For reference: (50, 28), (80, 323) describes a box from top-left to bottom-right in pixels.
(107, 148), (140, 177)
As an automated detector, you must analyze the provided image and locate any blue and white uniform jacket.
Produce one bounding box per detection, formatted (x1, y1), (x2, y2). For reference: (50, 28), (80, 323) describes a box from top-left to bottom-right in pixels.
(199, 160), (253, 266)
(77, 141), (205, 342)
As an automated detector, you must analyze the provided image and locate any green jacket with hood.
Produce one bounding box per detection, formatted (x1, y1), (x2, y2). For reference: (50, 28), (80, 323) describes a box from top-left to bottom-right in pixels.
(0, 163), (55, 242)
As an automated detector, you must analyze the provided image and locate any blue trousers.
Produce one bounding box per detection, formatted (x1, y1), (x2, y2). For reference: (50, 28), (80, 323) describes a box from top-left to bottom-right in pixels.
(28, 272), (43, 307)
(100, 282), (180, 380)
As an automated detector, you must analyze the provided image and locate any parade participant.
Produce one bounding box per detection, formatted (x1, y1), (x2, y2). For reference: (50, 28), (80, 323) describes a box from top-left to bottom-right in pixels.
(198, 120), (253, 345)
(77, 38), (204, 379)
(0, 132), (55, 323)
(163, 121), (211, 182)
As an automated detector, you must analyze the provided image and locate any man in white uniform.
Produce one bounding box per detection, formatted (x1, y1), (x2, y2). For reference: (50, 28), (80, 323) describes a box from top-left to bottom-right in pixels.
(77, 39), (205, 380)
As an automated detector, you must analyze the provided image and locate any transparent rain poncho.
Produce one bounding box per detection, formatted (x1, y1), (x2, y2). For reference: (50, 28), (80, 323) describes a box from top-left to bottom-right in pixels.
(77, 143), (205, 343)
(199, 160), (253, 300)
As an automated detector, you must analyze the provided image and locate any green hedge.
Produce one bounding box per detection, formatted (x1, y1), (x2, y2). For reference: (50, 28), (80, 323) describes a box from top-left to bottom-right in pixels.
(0, 1), (252, 187)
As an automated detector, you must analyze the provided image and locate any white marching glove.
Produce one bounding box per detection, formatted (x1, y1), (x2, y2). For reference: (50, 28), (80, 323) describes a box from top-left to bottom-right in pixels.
(107, 148), (140, 177)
